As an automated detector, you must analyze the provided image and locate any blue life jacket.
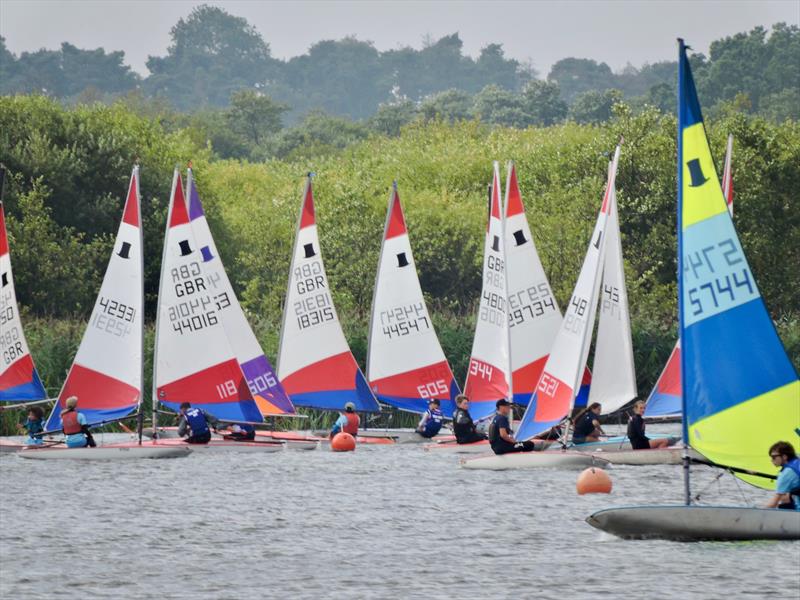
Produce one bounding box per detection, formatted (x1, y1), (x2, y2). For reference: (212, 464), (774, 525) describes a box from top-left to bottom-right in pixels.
(784, 457), (800, 496)
(423, 408), (443, 436)
(184, 408), (210, 435)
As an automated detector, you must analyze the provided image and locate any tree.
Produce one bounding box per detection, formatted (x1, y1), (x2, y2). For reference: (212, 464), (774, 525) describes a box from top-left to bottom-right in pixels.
(226, 90), (287, 146)
(273, 111), (370, 159)
(521, 80), (567, 125)
(144, 5), (276, 109)
(568, 89), (623, 124)
(368, 99), (419, 136)
(548, 58), (614, 103)
(471, 85), (527, 127)
(419, 89), (473, 122)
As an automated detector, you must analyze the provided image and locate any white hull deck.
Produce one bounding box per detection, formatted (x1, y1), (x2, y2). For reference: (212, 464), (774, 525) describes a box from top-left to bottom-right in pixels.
(571, 433), (679, 452)
(426, 439), (552, 454)
(461, 450), (610, 471)
(17, 442), (191, 460)
(587, 505), (800, 541)
(156, 439), (284, 453)
(589, 447), (702, 465)
(314, 428), (450, 444)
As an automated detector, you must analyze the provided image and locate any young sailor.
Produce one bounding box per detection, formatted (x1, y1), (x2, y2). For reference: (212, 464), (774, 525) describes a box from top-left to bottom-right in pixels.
(488, 399), (535, 455)
(416, 398), (444, 438)
(627, 400), (670, 450)
(177, 402), (219, 444)
(571, 402), (604, 444)
(61, 396), (96, 448)
(17, 406), (45, 445)
(330, 401), (360, 439)
(766, 441), (800, 510)
(452, 394), (486, 444)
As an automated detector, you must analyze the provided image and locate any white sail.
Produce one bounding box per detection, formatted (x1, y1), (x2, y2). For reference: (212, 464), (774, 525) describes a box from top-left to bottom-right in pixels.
(366, 183), (459, 416)
(516, 146), (621, 441)
(463, 162), (512, 421)
(46, 167), (144, 429)
(276, 176), (378, 412)
(185, 169), (294, 416)
(153, 170), (262, 423)
(588, 171), (637, 414)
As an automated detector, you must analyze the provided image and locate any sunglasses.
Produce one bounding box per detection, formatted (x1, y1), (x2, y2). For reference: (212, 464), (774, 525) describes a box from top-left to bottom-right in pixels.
(770, 454), (781, 458)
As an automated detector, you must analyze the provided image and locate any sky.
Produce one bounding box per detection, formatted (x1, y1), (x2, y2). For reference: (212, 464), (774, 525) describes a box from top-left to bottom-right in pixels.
(1, 0), (798, 76)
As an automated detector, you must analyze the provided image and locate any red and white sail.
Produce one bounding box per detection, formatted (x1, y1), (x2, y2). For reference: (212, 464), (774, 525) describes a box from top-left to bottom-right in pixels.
(0, 182), (47, 403)
(185, 169), (294, 416)
(588, 165), (637, 414)
(46, 167), (144, 429)
(277, 176), (379, 412)
(722, 133), (734, 213)
(464, 163), (512, 421)
(517, 146), (621, 440)
(153, 170), (262, 423)
(367, 183), (459, 416)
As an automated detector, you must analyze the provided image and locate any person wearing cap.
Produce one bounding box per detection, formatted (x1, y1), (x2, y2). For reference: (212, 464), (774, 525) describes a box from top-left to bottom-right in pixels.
(416, 398), (444, 438)
(331, 401), (360, 439)
(61, 396), (96, 449)
(488, 399), (536, 455)
(452, 394), (486, 444)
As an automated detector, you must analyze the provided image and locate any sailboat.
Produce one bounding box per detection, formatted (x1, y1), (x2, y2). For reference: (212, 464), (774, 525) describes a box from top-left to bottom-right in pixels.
(645, 134), (734, 419)
(147, 170), (282, 454)
(462, 163), (513, 422)
(365, 182), (458, 441)
(21, 167), (189, 459)
(587, 41), (799, 540)
(461, 152), (621, 471)
(277, 175), (379, 415)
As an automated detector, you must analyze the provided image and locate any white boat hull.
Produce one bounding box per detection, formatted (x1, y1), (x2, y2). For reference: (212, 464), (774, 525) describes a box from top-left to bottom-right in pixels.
(461, 450), (610, 471)
(315, 428), (449, 444)
(590, 447), (703, 466)
(587, 505), (800, 541)
(0, 439), (26, 454)
(572, 434), (678, 452)
(157, 439), (284, 453)
(426, 439), (552, 454)
(17, 442), (191, 460)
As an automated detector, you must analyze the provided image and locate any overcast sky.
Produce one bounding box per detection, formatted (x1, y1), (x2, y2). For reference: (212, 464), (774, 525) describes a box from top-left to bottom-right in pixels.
(2, 0), (798, 76)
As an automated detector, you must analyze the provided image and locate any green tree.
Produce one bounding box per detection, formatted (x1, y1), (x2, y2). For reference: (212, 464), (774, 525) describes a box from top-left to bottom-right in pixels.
(419, 89), (473, 122)
(226, 89), (287, 146)
(521, 80), (567, 126)
(568, 89), (623, 124)
(548, 58), (614, 103)
(471, 85), (527, 127)
(368, 99), (419, 136)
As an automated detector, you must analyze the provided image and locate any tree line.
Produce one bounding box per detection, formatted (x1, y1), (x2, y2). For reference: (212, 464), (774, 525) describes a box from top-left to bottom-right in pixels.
(1, 4), (797, 129)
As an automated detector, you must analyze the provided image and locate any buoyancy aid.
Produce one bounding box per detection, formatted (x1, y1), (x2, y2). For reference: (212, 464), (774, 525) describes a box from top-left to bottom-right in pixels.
(784, 457), (800, 497)
(453, 407), (475, 441)
(184, 408), (210, 435)
(422, 408), (443, 436)
(343, 412), (360, 436)
(61, 410), (82, 435)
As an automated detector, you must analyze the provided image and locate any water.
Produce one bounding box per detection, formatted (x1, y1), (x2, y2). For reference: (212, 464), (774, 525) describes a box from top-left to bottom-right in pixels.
(1, 426), (798, 600)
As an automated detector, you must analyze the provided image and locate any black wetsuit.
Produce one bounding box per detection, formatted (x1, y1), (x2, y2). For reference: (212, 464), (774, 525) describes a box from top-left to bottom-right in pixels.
(572, 412), (596, 443)
(452, 407), (486, 444)
(626, 414), (650, 450)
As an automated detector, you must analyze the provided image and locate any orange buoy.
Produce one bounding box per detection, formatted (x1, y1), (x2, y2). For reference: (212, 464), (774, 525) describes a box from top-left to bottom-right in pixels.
(576, 467), (612, 495)
(331, 432), (356, 452)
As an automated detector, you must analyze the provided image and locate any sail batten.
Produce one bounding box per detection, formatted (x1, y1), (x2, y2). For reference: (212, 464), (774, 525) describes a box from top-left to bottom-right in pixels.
(277, 177), (379, 412)
(367, 184), (459, 416)
(678, 41), (799, 489)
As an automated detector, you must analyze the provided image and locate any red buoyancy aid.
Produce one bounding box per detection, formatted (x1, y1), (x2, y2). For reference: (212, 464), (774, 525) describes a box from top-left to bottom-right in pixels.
(343, 412), (360, 436)
(61, 410), (82, 435)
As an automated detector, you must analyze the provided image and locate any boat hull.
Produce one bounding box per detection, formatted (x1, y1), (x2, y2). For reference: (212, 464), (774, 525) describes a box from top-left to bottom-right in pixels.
(587, 505), (800, 541)
(590, 447), (702, 465)
(0, 439), (26, 454)
(156, 439), (284, 453)
(426, 439), (552, 454)
(572, 434), (679, 452)
(315, 428), (449, 444)
(461, 451), (610, 471)
(17, 442), (191, 460)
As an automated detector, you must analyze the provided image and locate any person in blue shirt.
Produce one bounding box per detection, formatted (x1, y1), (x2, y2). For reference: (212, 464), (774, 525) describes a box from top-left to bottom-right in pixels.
(765, 441), (800, 510)
(17, 405), (45, 445)
(330, 402), (360, 438)
(488, 399), (536, 455)
(177, 402), (219, 444)
(60, 396), (95, 448)
(416, 399), (444, 438)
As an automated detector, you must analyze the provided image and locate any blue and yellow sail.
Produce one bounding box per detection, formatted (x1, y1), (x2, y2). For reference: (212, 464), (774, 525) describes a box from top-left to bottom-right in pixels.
(678, 40), (799, 489)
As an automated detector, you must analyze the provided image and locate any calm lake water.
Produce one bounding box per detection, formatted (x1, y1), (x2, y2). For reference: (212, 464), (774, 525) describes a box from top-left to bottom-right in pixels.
(1, 424), (798, 600)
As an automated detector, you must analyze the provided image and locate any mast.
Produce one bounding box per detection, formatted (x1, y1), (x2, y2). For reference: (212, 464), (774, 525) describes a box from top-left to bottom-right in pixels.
(499, 162), (513, 407)
(677, 38), (691, 506)
(133, 164), (145, 444)
(151, 168), (181, 439)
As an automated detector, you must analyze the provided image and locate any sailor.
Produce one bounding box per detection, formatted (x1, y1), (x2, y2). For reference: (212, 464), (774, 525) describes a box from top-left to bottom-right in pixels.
(571, 402), (604, 444)
(416, 398), (444, 438)
(488, 399), (535, 455)
(222, 422), (256, 441)
(61, 396), (96, 448)
(452, 394), (486, 444)
(626, 400), (670, 450)
(766, 441), (800, 510)
(330, 401), (360, 439)
(17, 405), (45, 445)
(177, 402), (219, 444)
